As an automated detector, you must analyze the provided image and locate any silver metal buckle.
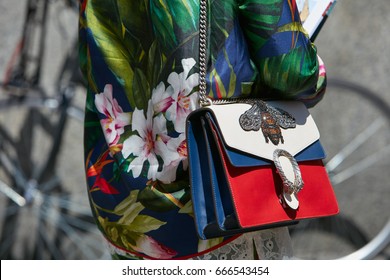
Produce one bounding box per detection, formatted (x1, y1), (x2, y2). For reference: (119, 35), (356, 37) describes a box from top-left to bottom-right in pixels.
(273, 149), (304, 210)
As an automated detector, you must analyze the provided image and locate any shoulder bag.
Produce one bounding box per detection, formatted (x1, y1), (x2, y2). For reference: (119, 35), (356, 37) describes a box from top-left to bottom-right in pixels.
(186, 0), (339, 240)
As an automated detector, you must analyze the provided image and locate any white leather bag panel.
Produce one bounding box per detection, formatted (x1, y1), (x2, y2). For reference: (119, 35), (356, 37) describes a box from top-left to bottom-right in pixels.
(209, 101), (320, 161)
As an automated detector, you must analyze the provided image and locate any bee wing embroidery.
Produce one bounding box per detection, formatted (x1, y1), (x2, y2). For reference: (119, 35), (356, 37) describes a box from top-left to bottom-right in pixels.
(266, 105), (296, 129)
(238, 102), (263, 131)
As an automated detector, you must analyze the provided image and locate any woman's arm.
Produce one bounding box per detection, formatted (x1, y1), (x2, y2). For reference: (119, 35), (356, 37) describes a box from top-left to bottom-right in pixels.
(237, 0), (326, 106)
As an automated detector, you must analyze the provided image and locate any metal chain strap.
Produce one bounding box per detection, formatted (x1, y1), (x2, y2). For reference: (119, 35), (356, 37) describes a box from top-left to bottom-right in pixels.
(198, 0), (248, 107)
(197, 0), (303, 211)
(198, 0), (209, 106)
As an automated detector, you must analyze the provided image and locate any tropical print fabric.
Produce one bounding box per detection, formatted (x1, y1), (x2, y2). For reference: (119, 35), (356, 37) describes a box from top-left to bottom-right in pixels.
(79, 0), (326, 259)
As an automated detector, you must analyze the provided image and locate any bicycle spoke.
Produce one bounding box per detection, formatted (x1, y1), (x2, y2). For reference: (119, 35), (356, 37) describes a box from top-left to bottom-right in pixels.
(39, 176), (62, 193)
(0, 142), (29, 191)
(43, 192), (95, 216)
(44, 194), (99, 231)
(40, 208), (100, 260)
(37, 224), (65, 259)
(0, 180), (26, 206)
(67, 105), (84, 122)
(0, 137), (33, 194)
(61, 211), (98, 233)
(326, 118), (385, 173)
(330, 144), (390, 185)
(1, 203), (21, 218)
(0, 232), (15, 258)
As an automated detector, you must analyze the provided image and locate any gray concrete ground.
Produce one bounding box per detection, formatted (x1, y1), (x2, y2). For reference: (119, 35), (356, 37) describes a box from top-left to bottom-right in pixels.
(0, 0), (389, 259)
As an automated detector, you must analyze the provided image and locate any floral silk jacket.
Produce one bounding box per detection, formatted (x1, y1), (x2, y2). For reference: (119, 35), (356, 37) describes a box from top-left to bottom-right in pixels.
(79, 0), (326, 259)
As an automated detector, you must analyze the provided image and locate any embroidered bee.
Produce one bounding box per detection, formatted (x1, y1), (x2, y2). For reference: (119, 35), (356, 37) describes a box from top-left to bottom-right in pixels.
(238, 100), (296, 145)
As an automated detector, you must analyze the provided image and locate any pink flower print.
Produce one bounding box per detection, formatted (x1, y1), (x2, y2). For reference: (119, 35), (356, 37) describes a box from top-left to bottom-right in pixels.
(95, 84), (130, 146)
(122, 101), (175, 181)
(156, 134), (188, 183)
(132, 234), (177, 259)
(152, 81), (174, 114)
(318, 55), (326, 77)
(165, 58), (199, 133)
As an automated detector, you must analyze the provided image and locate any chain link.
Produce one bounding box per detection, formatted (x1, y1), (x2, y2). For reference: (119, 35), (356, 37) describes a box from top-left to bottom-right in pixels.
(198, 0), (209, 106)
(198, 0), (253, 107)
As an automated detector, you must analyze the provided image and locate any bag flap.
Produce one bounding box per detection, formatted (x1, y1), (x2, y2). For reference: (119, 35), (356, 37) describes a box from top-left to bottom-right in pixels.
(208, 101), (320, 162)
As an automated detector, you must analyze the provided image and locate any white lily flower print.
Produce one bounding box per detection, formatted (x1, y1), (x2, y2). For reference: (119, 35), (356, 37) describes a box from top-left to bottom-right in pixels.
(152, 81), (174, 114)
(94, 84), (131, 146)
(156, 133), (188, 184)
(165, 58), (199, 133)
(122, 100), (177, 181)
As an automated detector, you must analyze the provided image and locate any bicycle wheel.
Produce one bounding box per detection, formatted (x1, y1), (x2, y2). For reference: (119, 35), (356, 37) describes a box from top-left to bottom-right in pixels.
(0, 85), (108, 260)
(289, 78), (390, 259)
